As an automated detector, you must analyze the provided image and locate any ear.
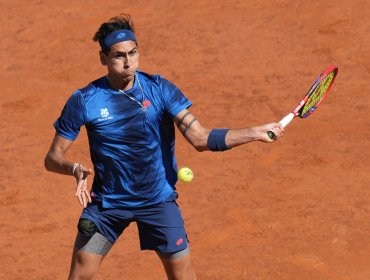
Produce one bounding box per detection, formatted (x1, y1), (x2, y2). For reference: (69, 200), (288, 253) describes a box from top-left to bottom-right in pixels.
(99, 50), (107, 66)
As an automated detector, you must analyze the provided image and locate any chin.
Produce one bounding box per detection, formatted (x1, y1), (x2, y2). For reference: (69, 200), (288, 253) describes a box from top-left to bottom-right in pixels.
(121, 72), (135, 80)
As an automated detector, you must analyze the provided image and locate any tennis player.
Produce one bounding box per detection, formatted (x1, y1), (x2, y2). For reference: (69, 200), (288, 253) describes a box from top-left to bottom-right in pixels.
(44, 14), (283, 280)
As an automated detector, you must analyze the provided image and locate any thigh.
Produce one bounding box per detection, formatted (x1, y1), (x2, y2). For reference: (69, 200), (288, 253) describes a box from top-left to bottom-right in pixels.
(136, 194), (188, 253)
(74, 230), (113, 256)
(69, 232), (111, 280)
(80, 202), (133, 244)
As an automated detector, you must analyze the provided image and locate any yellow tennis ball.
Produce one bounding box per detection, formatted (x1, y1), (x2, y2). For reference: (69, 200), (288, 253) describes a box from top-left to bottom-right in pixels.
(177, 167), (193, 183)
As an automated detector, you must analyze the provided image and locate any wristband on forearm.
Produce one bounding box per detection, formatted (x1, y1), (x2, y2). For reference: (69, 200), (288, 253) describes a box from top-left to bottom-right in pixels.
(72, 163), (81, 176)
(207, 129), (230, 151)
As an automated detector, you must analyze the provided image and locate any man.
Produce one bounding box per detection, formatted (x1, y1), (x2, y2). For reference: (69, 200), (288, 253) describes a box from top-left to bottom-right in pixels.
(44, 14), (283, 280)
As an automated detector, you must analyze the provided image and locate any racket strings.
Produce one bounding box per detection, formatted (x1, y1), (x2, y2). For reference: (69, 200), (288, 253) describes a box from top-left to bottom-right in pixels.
(301, 71), (335, 117)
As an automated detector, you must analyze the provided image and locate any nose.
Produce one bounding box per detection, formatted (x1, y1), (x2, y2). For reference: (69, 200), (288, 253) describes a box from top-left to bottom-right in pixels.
(124, 56), (131, 69)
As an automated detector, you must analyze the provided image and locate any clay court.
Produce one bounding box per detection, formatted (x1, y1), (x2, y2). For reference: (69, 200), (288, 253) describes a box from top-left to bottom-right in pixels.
(1, 0), (370, 279)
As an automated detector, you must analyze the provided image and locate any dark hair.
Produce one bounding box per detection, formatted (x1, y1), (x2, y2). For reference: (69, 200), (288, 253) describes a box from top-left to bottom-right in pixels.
(93, 14), (135, 54)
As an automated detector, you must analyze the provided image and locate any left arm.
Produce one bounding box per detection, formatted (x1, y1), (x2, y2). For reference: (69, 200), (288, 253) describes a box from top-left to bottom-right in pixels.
(174, 109), (283, 152)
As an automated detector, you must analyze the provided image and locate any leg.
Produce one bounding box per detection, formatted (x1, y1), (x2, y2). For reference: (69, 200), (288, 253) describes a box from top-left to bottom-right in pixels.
(68, 247), (105, 280)
(157, 248), (197, 280)
(136, 192), (195, 279)
(68, 219), (113, 280)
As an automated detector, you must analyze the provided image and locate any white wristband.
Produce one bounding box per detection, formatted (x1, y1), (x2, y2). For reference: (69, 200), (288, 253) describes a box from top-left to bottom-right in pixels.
(72, 163), (81, 175)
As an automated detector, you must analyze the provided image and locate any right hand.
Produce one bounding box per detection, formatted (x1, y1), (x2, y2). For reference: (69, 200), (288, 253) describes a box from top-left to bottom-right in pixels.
(257, 123), (284, 143)
(73, 164), (93, 208)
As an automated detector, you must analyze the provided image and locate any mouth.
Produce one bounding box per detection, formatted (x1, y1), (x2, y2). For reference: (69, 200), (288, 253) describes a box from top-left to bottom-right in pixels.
(121, 72), (134, 78)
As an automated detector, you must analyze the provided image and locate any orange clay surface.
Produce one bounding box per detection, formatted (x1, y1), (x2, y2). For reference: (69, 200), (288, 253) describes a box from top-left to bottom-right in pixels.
(1, 1), (370, 279)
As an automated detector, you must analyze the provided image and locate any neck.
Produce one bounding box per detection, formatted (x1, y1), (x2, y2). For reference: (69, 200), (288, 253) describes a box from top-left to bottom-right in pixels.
(106, 74), (135, 91)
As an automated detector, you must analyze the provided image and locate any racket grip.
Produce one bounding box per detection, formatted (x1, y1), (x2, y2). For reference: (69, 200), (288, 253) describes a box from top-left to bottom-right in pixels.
(279, 113), (294, 128)
(267, 113), (294, 140)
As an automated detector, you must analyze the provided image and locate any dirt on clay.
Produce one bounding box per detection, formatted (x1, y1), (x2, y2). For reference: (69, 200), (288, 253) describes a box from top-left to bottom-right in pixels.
(1, 1), (370, 279)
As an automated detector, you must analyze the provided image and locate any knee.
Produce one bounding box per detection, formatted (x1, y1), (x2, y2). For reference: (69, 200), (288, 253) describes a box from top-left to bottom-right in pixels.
(160, 251), (196, 280)
(69, 250), (101, 280)
(177, 257), (196, 279)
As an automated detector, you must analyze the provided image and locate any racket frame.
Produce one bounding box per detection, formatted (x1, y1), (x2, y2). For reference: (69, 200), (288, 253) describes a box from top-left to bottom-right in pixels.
(267, 65), (338, 139)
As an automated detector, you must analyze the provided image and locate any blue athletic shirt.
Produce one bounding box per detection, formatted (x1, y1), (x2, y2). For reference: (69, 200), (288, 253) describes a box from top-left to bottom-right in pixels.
(54, 71), (192, 208)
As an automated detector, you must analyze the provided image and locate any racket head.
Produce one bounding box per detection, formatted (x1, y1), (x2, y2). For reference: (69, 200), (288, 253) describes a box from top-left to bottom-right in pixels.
(298, 65), (338, 118)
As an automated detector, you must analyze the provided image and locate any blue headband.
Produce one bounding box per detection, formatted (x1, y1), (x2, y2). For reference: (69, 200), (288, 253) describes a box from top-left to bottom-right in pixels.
(102, 29), (137, 50)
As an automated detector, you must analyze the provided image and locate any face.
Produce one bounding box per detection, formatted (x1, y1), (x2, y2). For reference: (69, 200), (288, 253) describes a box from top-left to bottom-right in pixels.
(100, 40), (139, 84)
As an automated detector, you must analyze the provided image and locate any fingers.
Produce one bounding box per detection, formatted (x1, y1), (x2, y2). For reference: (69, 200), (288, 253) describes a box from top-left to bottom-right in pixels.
(72, 163), (92, 208)
(75, 186), (90, 208)
(85, 188), (92, 203)
(271, 123), (284, 140)
(75, 175), (91, 208)
(75, 180), (84, 206)
(263, 123), (284, 142)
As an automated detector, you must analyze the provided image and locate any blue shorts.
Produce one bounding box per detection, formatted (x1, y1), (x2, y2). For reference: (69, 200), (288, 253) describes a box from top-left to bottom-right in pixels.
(80, 192), (188, 253)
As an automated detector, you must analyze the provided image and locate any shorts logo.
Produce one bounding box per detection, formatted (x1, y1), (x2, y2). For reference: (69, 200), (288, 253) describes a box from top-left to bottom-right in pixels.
(176, 238), (183, 246)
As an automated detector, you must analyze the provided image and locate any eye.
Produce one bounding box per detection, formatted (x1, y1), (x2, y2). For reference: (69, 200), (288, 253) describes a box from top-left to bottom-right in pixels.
(129, 49), (137, 56)
(114, 53), (124, 59)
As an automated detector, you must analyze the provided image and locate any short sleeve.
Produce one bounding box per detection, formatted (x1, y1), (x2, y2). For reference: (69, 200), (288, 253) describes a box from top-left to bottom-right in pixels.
(160, 78), (192, 117)
(53, 90), (86, 140)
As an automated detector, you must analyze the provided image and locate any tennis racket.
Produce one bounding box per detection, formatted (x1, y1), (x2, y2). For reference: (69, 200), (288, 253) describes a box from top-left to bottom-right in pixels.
(268, 65), (338, 139)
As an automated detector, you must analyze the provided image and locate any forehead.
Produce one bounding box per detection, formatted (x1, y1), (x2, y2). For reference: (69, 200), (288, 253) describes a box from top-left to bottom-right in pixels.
(109, 40), (137, 53)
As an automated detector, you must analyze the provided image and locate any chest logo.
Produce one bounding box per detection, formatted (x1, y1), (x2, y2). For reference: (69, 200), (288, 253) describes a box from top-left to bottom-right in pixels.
(100, 108), (109, 118)
(143, 100), (151, 109)
(98, 108), (113, 122)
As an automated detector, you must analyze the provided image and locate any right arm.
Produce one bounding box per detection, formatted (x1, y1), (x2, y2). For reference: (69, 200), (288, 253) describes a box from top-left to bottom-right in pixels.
(44, 132), (77, 175)
(174, 109), (283, 152)
(44, 132), (92, 207)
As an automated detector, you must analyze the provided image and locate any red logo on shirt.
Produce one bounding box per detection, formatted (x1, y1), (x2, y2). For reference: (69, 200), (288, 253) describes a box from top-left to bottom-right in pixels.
(143, 100), (151, 108)
(176, 238), (183, 246)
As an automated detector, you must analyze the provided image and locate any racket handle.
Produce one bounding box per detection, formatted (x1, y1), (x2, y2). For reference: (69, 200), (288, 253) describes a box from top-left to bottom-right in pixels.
(279, 113), (294, 128)
(267, 113), (294, 140)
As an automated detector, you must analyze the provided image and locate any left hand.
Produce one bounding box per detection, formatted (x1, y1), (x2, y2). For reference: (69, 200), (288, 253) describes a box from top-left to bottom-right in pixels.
(73, 164), (93, 208)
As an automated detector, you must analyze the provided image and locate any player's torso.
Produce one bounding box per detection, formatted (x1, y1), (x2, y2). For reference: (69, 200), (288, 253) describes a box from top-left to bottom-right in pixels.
(84, 76), (163, 150)
(80, 74), (175, 205)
